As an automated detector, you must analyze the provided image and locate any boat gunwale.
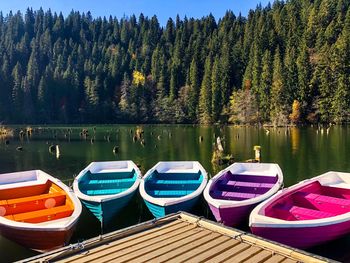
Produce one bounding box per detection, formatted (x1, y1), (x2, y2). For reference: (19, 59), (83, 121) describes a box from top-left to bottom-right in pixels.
(139, 161), (208, 207)
(73, 160), (142, 203)
(0, 170), (82, 230)
(203, 162), (284, 209)
(249, 171), (350, 228)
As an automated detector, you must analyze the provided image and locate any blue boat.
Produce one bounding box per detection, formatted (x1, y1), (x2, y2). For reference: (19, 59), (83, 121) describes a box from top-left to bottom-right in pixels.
(139, 161), (208, 218)
(73, 161), (141, 225)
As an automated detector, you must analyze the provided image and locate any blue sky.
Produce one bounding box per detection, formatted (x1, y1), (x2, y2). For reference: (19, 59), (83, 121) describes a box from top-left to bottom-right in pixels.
(0, 0), (271, 25)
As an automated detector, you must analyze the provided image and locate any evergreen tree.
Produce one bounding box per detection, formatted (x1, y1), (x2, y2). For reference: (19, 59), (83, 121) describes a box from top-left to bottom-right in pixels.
(0, 3), (347, 124)
(199, 56), (212, 124)
(270, 47), (288, 126)
(188, 58), (200, 121)
(211, 56), (221, 122)
(259, 50), (272, 121)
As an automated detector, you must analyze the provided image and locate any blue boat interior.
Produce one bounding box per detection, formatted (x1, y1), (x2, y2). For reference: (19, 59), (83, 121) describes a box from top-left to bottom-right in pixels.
(79, 169), (138, 196)
(145, 170), (203, 198)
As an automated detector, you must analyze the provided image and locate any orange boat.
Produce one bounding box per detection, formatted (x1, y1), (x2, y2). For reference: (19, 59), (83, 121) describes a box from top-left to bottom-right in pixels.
(0, 170), (82, 251)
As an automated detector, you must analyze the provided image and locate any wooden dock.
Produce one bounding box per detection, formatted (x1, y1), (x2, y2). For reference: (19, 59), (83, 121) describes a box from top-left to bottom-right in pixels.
(22, 212), (333, 263)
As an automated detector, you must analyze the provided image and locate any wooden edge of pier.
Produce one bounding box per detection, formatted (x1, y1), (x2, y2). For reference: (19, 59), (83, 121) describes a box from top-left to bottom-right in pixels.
(19, 212), (336, 263)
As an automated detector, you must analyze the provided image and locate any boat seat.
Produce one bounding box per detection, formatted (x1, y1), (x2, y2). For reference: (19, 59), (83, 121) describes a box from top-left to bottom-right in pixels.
(153, 172), (201, 181)
(149, 180), (200, 185)
(226, 181), (260, 187)
(289, 206), (335, 220)
(210, 190), (259, 200)
(226, 181), (275, 188)
(0, 181), (50, 200)
(303, 193), (350, 206)
(7, 204), (73, 223)
(147, 190), (194, 197)
(146, 180), (200, 191)
(217, 180), (273, 195)
(85, 188), (129, 196)
(87, 178), (135, 185)
(6, 192), (65, 205)
(294, 192), (350, 214)
(230, 174), (278, 184)
(0, 192), (66, 216)
(88, 171), (135, 180)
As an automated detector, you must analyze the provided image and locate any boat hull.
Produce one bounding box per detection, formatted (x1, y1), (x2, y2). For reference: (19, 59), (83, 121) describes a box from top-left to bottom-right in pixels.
(251, 219), (350, 249)
(0, 223), (76, 252)
(145, 196), (200, 218)
(82, 191), (136, 224)
(250, 172), (350, 249)
(208, 203), (255, 226)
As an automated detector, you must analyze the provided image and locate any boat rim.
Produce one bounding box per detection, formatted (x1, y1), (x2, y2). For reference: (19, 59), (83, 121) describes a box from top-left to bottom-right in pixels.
(73, 160), (142, 203)
(203, 162), (284, 209)
(249, 171), (350, 228)
(0, 169), (82, 230)
(139, 161), (208, 207)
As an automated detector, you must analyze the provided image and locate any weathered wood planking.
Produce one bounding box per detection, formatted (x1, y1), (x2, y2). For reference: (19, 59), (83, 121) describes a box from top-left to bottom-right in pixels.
(21, 212), (333, 263)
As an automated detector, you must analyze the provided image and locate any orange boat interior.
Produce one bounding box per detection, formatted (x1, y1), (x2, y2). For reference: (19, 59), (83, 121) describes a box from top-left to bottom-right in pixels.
(0, 181), (74, 223)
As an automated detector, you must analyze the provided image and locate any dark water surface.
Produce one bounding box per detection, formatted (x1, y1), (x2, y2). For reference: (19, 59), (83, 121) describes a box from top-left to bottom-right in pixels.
(1, 125), (350, 262)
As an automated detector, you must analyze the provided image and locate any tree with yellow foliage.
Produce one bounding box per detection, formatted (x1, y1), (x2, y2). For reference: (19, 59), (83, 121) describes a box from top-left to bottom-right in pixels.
(132, 71), (146, 86)
(289, 100), (301, 124)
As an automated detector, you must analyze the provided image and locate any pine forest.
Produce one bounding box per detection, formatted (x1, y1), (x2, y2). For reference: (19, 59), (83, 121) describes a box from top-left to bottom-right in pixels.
(0, 0), (349, 125)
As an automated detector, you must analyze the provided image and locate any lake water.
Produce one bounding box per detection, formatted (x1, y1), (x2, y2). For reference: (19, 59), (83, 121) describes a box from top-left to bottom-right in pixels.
(1, 125), (350, 262)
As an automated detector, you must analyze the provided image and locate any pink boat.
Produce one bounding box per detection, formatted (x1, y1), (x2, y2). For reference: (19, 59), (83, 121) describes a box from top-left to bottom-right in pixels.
(250, 171), (350, 249)
(204, 163), (283, 226)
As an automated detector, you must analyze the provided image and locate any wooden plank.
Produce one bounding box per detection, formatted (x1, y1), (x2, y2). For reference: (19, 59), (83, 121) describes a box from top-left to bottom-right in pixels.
(63, 222), (194, 263)
(40, 215), (181, 262)
(262, 255), (287, 263)
(183, 238), (239, 263)
(243, 250), (273, 263)
(230, 246), (262, 262)
(61, 220), (191, 263)
(179, 214), (326, 263)
(208, 243), (252, 263)
(129, 231), (225, 263)
(97, 228), (213, 263)
(167, 235), (233, 263)
(281, 259), (297, 263)
(26, 213), (329, 263)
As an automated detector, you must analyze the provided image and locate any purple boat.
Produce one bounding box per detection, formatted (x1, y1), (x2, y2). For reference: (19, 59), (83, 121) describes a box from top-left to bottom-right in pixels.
(204, 163), (283, 226)
(250, 171), (350, 249)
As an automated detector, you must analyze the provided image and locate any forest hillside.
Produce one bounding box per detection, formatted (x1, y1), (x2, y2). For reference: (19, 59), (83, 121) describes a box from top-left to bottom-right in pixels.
(0, 0), (349, 124)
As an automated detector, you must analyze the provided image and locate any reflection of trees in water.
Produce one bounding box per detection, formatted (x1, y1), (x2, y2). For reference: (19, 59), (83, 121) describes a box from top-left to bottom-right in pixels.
(290, 127), (300, 155)
(0, 126), (13, 140)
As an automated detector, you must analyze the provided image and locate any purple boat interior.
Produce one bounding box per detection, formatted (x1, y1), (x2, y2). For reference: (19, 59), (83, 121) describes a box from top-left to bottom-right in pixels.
(265, 181), (350, 221)
(210, 171), (278, 201)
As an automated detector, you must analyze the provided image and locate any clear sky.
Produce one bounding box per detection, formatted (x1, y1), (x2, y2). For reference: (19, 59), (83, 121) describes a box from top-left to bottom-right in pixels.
(0, 0), (271, 25)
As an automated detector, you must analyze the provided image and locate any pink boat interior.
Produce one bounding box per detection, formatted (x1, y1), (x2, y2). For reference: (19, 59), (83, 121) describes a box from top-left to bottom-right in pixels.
(210, 171), (278, 201)
(265, 181), (350, 221)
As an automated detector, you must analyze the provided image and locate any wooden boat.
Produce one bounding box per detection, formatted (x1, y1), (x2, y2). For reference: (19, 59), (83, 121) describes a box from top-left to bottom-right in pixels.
(204, 162), (283, 226)
(73, 161), (141, 225)
(139, 161), (208, 218)
(250, 171), (350, 249)
(0, 170), (81, 252)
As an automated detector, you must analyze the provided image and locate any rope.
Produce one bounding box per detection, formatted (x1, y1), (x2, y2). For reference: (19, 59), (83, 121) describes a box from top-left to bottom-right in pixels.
(233, 232), (245, 241)
(194, 216), (205, 226)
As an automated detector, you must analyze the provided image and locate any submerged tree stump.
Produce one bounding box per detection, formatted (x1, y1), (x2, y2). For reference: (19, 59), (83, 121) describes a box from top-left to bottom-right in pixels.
(113, 146), (119, 154)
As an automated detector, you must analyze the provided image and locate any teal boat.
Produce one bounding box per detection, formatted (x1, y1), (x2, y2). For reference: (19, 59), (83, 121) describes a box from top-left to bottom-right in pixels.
(139, 161), (208, 218)
(73, 161), (141, 225)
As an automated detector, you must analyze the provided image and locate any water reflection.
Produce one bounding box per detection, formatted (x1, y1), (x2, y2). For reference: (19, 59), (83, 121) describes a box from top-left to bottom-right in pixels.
(1, 125), (350, 261)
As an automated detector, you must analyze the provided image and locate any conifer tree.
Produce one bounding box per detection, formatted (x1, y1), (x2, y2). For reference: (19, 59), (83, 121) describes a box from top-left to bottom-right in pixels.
(188, 58), (200, 121)
(259, 50), (272, 121)
(199, 56), (212, 124)
(270, 47), (288, 126)
(211, 56), (221, 122)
